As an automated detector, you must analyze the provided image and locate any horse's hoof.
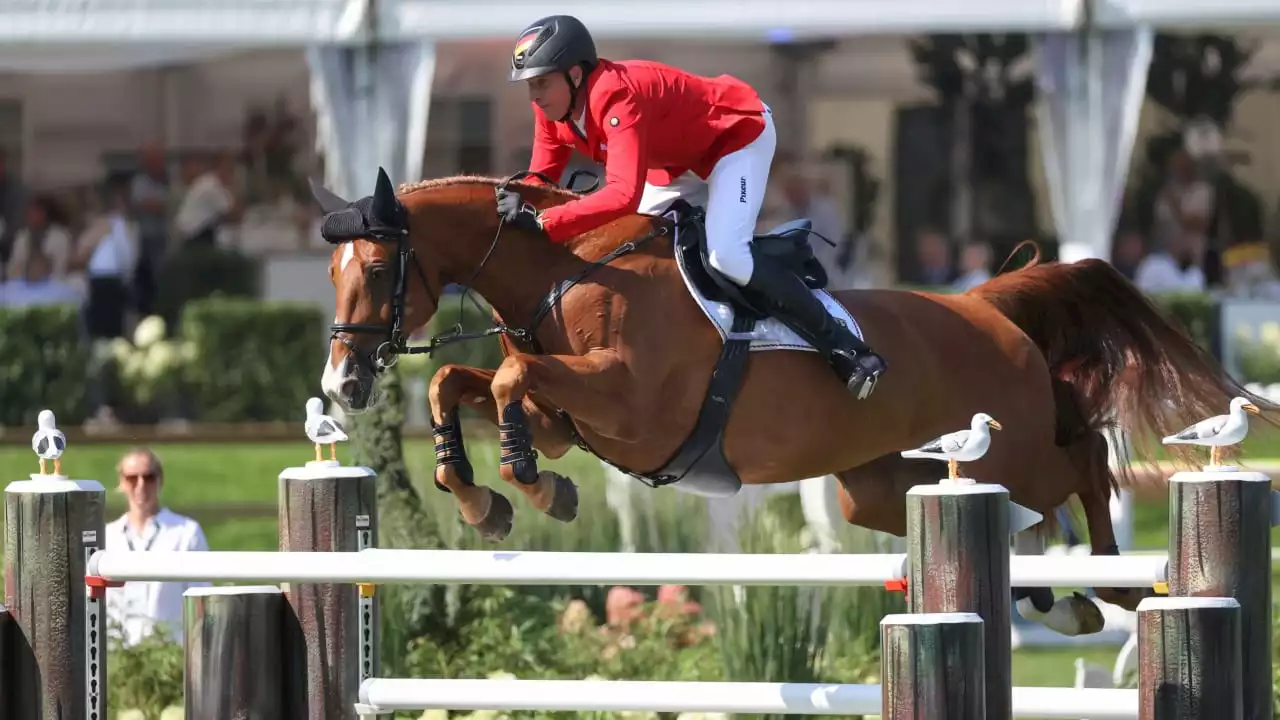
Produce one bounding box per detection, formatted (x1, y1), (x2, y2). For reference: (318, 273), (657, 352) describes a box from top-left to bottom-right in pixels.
(1015, 591), (1105, 636)
(1062, 592), (1106, 635)
(541, 471), (578, 523)
(473, 490), (514, 542)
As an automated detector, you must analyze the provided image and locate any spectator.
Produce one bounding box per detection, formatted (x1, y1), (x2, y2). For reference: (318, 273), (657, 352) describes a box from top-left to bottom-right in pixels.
(0, 149), (26, 280)
(952, 241), (992, 291)
(72, 178), (135, 341)
(104, 447), (209, 648)
(1111, 227), (1146, 280)
(776, 165), (855, 290)
(911, 226), (954, 286)
(1150, 147), (1213, 257)
(1133, 226), (1206, 295)
(130, 142), (172, 317)
(5, 195), (73, 283)
(173, 152), (241, 248)
(0, 252), (80, 308)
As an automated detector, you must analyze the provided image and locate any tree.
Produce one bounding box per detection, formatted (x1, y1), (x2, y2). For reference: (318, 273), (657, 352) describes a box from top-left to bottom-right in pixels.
(908, 33), (1040, 259)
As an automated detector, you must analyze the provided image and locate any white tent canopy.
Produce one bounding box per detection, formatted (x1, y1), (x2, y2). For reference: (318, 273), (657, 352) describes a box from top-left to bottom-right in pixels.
(0, 0), (1271, 257)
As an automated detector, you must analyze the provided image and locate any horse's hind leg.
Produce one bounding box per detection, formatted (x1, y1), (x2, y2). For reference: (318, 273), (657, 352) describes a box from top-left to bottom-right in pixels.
(429, 364), (578, 542)
(1011, 518), (1106, 636)
(1066, 428), (1151, 612)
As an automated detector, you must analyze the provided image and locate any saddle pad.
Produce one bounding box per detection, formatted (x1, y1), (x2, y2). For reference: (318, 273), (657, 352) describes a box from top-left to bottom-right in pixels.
(669, 215), (864, 353)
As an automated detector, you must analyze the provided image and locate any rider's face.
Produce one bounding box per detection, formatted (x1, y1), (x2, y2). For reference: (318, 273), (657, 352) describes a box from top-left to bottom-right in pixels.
(525, 67), (581, 121)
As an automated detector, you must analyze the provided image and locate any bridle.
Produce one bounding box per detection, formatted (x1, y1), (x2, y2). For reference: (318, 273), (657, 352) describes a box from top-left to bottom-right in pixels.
(326, 168), (657, 376)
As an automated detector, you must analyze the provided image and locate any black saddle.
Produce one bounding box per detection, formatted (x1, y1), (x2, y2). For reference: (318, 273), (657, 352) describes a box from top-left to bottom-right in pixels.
(665, 199), (829, 318)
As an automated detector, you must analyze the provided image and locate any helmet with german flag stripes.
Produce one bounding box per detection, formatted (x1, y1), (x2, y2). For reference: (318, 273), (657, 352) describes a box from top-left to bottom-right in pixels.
(509, 15), (598, 82)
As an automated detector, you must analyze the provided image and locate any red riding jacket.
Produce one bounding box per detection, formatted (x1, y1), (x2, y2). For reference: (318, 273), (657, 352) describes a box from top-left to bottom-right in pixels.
(527, 58), (766, 243)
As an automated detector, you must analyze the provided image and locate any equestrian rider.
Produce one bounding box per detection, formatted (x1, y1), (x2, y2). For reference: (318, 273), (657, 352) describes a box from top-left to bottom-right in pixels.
(495, 15), (887, 399)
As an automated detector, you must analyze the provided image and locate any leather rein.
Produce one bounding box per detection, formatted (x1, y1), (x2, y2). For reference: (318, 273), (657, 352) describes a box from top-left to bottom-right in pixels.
(329, 170), (669, 374)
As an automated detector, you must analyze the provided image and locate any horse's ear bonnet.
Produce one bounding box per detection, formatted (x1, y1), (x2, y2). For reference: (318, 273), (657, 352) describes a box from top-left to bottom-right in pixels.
(313, 167), (409, 244)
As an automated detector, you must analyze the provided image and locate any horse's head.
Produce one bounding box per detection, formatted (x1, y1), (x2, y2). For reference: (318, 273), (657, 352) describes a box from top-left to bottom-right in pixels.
(315, 168), (437, 413)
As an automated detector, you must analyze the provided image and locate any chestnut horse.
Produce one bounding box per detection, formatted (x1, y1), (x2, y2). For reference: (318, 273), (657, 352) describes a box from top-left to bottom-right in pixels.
(318, 168), (1271, 635)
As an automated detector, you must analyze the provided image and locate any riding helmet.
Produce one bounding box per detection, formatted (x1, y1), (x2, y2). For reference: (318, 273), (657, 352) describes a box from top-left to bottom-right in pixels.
(509, 15), (598, 82)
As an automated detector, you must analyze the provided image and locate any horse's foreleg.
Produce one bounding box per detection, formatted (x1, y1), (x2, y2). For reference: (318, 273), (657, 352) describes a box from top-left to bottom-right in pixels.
(489, 349), (629, 516)
(429, 363), (578, 541)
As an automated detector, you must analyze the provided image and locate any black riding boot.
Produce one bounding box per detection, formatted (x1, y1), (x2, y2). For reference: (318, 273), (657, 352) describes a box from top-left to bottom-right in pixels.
(744, 256), (887, 399)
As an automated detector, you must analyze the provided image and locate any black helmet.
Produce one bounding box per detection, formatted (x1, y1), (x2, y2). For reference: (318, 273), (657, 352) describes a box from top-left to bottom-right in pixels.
(509, 15), (598, 82)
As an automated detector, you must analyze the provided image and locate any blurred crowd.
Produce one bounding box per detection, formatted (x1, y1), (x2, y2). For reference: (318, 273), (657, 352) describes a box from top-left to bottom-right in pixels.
(0, 99), (310, 330)
(4, 91), (1278, 357)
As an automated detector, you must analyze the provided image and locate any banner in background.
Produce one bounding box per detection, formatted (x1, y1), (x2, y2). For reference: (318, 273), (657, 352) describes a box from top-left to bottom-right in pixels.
(1032, 27), (1152, 262)
(307, 41), (436, 201)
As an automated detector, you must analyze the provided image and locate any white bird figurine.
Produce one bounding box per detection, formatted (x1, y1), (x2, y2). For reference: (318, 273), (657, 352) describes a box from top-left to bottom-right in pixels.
(304, 397), (348, 462)
(1162, 396), (1261, 468)
(900, 412), (1002, 481)
(31, 409), (67, 476)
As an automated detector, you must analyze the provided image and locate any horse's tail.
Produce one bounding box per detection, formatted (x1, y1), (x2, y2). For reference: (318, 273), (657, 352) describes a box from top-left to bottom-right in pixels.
(969, 242), (1278, 490)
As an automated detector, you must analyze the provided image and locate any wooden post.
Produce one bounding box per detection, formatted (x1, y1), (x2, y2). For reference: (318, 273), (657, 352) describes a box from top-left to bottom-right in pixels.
(1, 603), (11, 719)
(1167, 470), (1272, 720)
(278, 461), (378, 720)
(184, 586), (290, 719)
(906, 483), (1011, 720)
(1138, 596), (1242, 720)
(881, 612), (985, 719)
(3, 476), (108, 720)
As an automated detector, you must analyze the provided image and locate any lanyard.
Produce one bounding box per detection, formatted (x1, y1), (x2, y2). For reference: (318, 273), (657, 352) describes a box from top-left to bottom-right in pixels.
(124, 525), (159, 552)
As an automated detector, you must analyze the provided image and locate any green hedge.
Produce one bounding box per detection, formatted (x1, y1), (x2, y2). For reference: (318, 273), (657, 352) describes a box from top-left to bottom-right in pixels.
(179, 298), (325, 422)
(0, 304), (89, 427)
(0, 284), (1229, 427)
(154, 243), (259, 331)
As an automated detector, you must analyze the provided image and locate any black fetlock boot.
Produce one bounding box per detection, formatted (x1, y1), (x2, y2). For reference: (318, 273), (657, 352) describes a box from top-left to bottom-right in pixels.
(743, 256), (887, 399)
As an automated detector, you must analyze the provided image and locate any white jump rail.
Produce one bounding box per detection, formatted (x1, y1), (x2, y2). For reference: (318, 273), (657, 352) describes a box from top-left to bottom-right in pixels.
(84, 548), (1169, 588)
(353, 678), (1140, 719)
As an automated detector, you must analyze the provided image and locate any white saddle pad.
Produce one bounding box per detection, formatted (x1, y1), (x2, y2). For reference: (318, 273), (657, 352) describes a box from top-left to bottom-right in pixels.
(668, 213), (864, 353)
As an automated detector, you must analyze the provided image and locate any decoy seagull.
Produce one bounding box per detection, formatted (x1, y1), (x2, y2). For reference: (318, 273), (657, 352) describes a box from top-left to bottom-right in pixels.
(304, 397), (348, 462)
(31, 409), (67, 476)
(900, 412), (1002, 481)
(1162, 395), (1261, 468)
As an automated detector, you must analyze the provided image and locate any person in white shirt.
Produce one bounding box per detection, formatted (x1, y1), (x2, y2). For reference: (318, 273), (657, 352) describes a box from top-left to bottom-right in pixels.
(104, 447), (210, 648)
(1133, 229), (1207, 295)
(5, 195), (74, 283)
(73, 179), (137, 340)
(173, 154), (240, 248)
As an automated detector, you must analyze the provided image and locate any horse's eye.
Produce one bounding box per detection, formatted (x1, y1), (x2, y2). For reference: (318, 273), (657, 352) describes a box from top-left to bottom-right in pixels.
(367, 265), (386, 281)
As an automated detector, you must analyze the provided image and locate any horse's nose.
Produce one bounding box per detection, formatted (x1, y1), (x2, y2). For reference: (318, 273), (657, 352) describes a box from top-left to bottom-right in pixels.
(340, 375), (361, 398)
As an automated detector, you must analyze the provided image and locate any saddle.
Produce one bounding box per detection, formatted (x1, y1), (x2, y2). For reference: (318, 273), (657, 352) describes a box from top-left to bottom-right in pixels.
(664, 198), (829, 319)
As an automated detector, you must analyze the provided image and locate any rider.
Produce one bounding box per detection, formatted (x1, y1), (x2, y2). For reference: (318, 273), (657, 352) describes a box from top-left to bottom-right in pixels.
(496, 14), (887, 399)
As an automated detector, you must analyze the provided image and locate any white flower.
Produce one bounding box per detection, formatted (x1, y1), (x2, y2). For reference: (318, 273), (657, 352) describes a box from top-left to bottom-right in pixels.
(133, 315), (167, 348)
(142, 342), (177, 381)
(109, 337), (135, 365)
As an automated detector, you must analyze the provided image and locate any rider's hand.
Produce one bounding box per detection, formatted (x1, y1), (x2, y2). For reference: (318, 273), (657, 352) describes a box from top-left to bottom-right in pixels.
(496, 188), (545, 235)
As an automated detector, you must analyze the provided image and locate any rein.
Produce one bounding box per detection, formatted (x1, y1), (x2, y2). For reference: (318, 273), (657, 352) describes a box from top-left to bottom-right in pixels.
(333, 170), (668, 371)
(429, 169), (668, 356)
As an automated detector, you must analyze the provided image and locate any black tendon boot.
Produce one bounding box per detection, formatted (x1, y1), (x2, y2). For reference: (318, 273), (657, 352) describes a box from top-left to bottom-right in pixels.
(744, 256), (887, 399)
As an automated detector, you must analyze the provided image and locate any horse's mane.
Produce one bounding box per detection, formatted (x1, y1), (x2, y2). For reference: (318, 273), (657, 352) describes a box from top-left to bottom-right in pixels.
(393, 174), (665, 258)
(396, 174), (582, 205)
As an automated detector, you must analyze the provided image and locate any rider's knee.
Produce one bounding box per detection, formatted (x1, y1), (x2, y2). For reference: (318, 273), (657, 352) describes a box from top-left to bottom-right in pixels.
(707, 247), (753, 285)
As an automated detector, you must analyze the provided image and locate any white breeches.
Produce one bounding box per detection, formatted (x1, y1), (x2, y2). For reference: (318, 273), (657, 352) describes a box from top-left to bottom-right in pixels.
(635, 106), (777, 286)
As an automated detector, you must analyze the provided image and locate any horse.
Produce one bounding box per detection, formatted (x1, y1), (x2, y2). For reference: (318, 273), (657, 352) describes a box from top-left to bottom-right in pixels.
(316, 167), (1274, 637)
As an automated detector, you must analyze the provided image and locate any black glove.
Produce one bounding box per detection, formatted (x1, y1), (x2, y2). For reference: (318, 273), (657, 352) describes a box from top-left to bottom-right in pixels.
(496, 188), (544, 234)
